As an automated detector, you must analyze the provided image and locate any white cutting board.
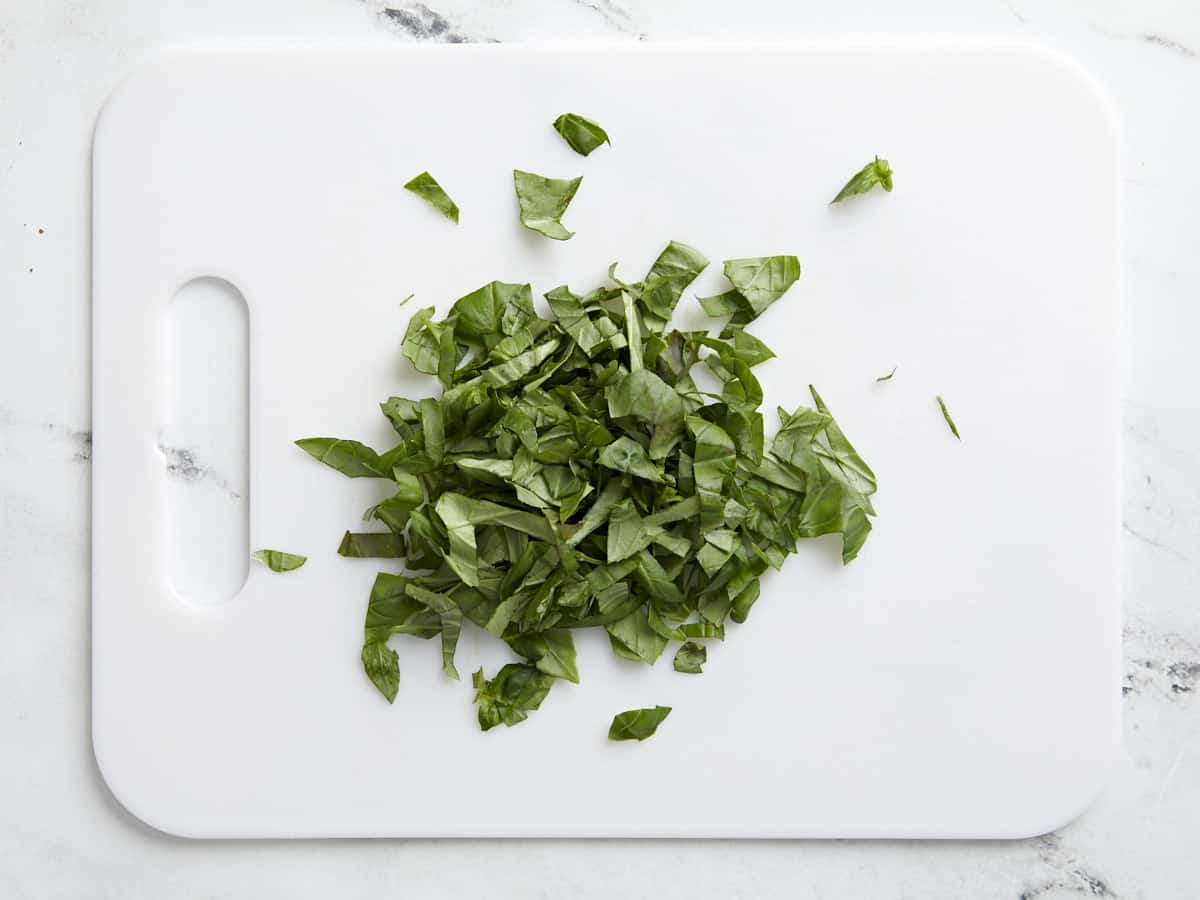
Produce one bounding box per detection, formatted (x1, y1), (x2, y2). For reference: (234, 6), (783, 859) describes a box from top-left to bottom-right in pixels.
(92, 42), (1120, 838)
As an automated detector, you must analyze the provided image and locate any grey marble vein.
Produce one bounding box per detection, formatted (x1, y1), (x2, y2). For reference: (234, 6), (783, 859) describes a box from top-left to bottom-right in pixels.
(374, 2), (479, 42)
(1143, 33), (1198, 58)
(157, 443), (241, 499)
(569, 0), (646, 38)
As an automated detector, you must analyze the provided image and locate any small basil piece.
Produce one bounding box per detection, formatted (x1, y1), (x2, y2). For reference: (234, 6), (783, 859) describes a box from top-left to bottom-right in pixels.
(337, 531), (406, 558)
(876, 366), (897, 382)
(251, 549), (307, 572)
(362, 641), (400, 703)
(832, 156), (894, 204)
(513, 169), (582, 240)
(608, 705), (672, 741)
(673, 641), (706, 674)
(403, 171), (460, 223)
(552, 113), (611, 156)
(473, 664), (556, 730)
(937, 395), (961, 439)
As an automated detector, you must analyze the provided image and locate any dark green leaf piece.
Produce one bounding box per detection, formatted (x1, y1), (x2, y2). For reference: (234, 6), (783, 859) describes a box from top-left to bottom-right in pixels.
(362, 642), (400, 703)
(832, 156), (894, 204)
(473, 664), (555, 730)
(673, 641), (706, 674)
(251, 549), (307, 572)
(338, 531), (406, 558)
(404, 171), (460, 223)
(513, 169), (582, 240)
(552, 113), (610, 156)
(876, 366), (897, 382)
(608, 705), (671, 741)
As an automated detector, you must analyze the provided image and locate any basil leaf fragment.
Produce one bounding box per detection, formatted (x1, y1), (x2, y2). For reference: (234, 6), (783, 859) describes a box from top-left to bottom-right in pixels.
(553, 113), (610, 156)
(673, 641), (706, 674)
(252, 549), (307, 572)
(338, 531), (406, 558)
(473, 665), (555, 730)
(404, 171), (460, 223)
(937, 395), (961, 439)
(832, 156), (894, 204)
(876, 366), (897, 382)
(513, 169), (582, 240)
(608, 705), (671, 741)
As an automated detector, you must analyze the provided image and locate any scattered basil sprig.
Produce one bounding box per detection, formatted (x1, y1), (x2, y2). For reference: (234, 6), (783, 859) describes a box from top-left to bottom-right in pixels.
(297, 240), (878, 733)
(937, 395), (961, 439)
(832, 156), (894, 204)
(608, 705), (672, 741)
(553, 113), (611, 157)
(404, 171), (460, 223)
(252, 549), (307, 572)
(513, 169), (582, 240)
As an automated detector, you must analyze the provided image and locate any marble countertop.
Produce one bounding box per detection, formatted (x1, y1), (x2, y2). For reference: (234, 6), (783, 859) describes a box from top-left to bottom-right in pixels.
(2, 0), (1197, 897)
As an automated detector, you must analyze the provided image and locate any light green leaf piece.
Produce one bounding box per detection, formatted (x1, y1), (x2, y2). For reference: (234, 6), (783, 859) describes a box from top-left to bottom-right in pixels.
(403, 170), (460, 223)
(937, 395), (961, 439)
(606, 605), (668, 664)
(597, 436), (663, 483)
(513, 169), (582, 240)
(552, 113), (611, 156)
(251, 549), (307, 572)
(832, 156), (894, 204)
(722, 256), (801, 317)
(673, 641), (707, 674)
(509, 629), (580, 683)
(608, 705), (671, 741)
(294, 438), (388, 478)
(639, 240), (708, 322)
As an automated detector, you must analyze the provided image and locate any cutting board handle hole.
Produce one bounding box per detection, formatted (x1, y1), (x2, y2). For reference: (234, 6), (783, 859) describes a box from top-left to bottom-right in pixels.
(163, 276), (250, 606)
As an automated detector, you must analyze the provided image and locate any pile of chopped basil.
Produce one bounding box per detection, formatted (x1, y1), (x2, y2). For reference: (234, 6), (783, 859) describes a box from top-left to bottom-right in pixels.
(298, 237), (878, 734)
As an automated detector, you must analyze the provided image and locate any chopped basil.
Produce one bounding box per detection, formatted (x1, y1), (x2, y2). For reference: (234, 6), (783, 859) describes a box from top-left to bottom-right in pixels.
(552, 113), (610, 156)
(404, 171), (460, 223)
(673, 641), (706, 674)
(251, 549), (307, 572)
(297, 241), (877, 729)
(513, 169), (582, 240)
(937, 395), (961, 439)
(608, 705), (672, 741)
(832, 156), (894, 203)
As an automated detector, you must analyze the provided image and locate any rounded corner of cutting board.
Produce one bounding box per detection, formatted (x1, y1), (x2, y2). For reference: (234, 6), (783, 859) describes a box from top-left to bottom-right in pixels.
(92, 719), (206, 840)
(1001, 41), (1122, 146)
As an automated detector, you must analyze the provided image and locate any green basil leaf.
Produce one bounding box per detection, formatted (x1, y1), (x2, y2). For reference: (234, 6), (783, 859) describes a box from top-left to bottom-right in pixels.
(722, 256), (801, 318)
(295, 437), (388, 478)
(361, 641), (400, 703)
(251, 549), (307, 572)
(403, 170), (460, 223)
(473, 664), (555, 730)
(337, 531), (407, 558)
(513, 169), (582, 240)
(937, 394), (961, 439)
(552, 112), (611, 156)
(608, 705), (671, 741)
(831, 156), (894, 203)
(673, 641), (706, 674)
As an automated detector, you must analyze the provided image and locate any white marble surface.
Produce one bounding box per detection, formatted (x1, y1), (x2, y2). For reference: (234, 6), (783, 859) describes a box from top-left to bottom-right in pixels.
(1, 0), (1197, 896)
